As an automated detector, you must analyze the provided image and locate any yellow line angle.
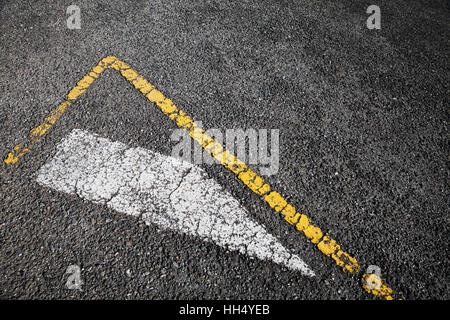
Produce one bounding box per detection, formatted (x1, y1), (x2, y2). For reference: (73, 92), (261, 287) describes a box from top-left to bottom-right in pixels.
(3, 56), (398, 300)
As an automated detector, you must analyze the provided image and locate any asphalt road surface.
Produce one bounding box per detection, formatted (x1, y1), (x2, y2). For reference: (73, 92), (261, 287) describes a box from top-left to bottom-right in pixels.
(0, 0), (448, 300)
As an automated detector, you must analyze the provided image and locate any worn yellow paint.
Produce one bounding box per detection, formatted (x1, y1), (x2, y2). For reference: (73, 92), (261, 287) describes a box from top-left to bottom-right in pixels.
(77, 75), (95, 88)
(133, 76), (154, 94)
(46, 101), (71, 125)
(4, 142), (30, 164)
(304, 224), (323, 244)
(222, 151), (247, 175)
(3, 56), (398, 300)
(332, 249), (360, 273)
(238, 169), (270, 196)
(281, 205), (298, 225)
(189, 127), (212, 147)
(317, 235), (340, 256)
(264, 191), (288, 212)
(30, 123), (51, 140)
(120, 68), (139, 81)
(362, 273), (394, 300)
(4, 151), (19, 164)
(146, 89), (165, 103)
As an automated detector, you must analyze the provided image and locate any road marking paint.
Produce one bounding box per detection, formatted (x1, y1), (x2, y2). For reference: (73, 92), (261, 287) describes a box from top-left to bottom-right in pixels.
(362, 273), (394, 300)
(36, 129), (315, 276)
(4, 56), (397, 299)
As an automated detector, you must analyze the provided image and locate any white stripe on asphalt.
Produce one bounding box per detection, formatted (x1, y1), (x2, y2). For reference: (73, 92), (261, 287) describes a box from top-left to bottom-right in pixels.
(36, 129), (314, 276)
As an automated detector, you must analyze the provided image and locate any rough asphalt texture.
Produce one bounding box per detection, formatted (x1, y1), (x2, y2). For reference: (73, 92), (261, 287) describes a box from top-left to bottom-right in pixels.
(0, 0), (448, 299)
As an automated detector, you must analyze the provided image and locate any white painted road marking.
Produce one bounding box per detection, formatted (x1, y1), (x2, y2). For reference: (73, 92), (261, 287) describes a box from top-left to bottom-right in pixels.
(36, 129), (315, 276)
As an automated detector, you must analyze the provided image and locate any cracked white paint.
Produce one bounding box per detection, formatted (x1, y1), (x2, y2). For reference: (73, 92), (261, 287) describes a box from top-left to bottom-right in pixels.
(36, 129), (314, 276)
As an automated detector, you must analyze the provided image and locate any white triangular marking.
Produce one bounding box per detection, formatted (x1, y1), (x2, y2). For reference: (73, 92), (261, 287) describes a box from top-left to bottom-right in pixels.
(36, 129), (314, 276)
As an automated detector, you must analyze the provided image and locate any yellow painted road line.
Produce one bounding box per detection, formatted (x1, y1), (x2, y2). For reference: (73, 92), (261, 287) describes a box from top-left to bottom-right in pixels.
(4, 56), (396, 300)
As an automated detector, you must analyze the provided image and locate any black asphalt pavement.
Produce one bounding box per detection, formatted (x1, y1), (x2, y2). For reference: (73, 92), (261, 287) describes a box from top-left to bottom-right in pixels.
(0, 0), (448, 300)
